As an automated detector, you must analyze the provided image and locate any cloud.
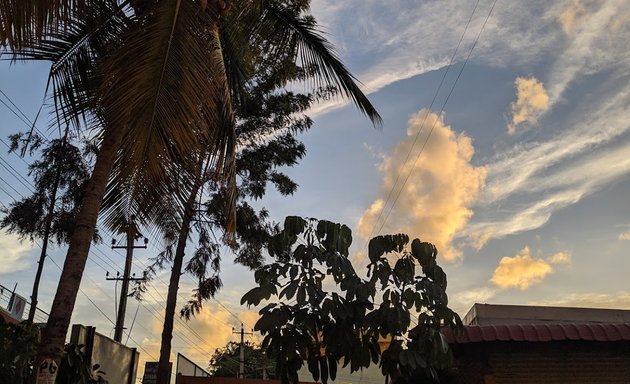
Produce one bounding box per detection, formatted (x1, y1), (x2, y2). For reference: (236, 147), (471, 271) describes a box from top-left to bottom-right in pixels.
(0, 233), (34, 274)
(306, 1), (628, 122)
(450, 286), (499, 315)
(468, 227), (496, 250)
(490, 247), (554, 290)
(135, 303), (260, 380)
(548, 251), (571, 264)
(357, 110), (486, 262)
(546, 0), (628, 105)
(619, 232), (630, 241)
(507, 76), (550, 135)
(557, 0), (588, 34)
(465, 86), (630, 244)
(532, 291), (630, 309)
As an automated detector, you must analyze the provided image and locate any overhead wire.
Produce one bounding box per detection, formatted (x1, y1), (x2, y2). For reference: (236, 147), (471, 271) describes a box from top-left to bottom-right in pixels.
(0, 91), (216, 360)
(376, 0), (497, 240)
(360, 0), (482, 251)
(356, 0), (482, 272)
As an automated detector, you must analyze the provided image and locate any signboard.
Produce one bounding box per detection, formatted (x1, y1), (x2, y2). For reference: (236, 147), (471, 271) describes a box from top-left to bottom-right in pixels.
(36, 358), (58, 384)
(142, 362), (158, 384)
(7, 292), (26, 320)
(143, 362), (171, 384)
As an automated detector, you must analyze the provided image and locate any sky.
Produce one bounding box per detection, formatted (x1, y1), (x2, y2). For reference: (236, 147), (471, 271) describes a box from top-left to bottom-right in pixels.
(1, 0), (629, 382)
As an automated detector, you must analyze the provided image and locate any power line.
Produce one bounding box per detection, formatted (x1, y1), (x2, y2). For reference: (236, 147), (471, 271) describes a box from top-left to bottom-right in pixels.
(361, 0), (482, 249)
(46, 256), (116, 326)
(356, 0), (497, 274)
(1, 72), (246, 360)
(375, 0), (498, 240)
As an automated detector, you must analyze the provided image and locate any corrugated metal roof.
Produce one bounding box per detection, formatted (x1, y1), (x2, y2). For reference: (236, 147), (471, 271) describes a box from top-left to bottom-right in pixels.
(442, 323), (630, 344)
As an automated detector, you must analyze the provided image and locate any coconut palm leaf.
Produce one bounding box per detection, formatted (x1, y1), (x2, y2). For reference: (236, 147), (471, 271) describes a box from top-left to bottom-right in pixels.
(6, 0), (133, 129)
(96, 0), (237, 234)
(250, 2), (382, 126)
(0, 0), (94, 50)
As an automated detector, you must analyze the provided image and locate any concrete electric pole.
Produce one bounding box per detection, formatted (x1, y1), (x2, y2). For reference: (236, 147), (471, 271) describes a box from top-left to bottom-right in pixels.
(233, 323), (253, 378)
(107, 221), (147, 343)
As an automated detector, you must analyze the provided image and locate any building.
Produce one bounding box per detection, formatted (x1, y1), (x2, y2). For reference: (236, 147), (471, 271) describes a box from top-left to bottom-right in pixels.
(441, 304), (630, 384)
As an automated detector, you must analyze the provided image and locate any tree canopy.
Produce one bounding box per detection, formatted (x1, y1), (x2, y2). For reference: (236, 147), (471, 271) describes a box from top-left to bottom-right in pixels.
(242, 216), (463, 384)
(209, 341), (276, 379)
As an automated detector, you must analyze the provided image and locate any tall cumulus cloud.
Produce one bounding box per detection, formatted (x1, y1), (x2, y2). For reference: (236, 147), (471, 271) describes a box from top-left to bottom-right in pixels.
(358, 109), (486, 262)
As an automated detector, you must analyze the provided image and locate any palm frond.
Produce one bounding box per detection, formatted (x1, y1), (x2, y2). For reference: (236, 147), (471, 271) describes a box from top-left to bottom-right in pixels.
(8, 1), (133, 129)
(0, 0), (93, 50)
(97, 0), (237, 236)
(252, 3), (382, 127)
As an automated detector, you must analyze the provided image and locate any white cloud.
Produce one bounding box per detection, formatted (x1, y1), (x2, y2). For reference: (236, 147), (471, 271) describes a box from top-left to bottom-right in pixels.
(546, 0), (629, 105)
(465, 86), (630, 244)
(450, 286), (499, 315)
(491, 247), (554, 290)
(0, 232), (34, 274)
(507, 76), (550, 135)
(532, 291), (630, 309)
(357, 110), (486, 262)
(619, 232), (630, 241)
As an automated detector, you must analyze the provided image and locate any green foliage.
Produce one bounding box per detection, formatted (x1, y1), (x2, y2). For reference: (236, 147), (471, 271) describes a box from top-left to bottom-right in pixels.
(0, 320), (109, 384)
(140, 0), (346, 318)
(0, 317), (40, 383)
(242, 217), (463, 384)
(209, 341), (276, 379)
(1, 133), (96, 245)
(57, 344), (108, 384)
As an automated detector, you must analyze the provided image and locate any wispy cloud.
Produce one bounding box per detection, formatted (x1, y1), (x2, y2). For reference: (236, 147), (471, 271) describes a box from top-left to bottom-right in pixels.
(307, 0), (561, 117)
(450, 286), (500, 315)
(548, 251), (571, 265)
(532, 291), (630, 309)
(465, 86), (630, 244)
(0, 233), (34, 274)
(557, 0), (589, 35)
(308, 0), (628, 128)
(546, 0), (629, 105)
(490, 247), (554, 290)
(358, 109), (486, 262)
(619, 232), (630, 241)
(507, 76), (549, 135)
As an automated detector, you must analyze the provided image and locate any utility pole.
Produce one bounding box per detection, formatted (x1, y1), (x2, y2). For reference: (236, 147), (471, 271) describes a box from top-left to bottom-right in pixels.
(232, 323), (253, 378)
(108, 220), (147, 343)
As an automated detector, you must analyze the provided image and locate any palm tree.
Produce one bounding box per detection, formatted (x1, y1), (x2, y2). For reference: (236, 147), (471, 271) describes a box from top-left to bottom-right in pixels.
(3, 1), (382, 382)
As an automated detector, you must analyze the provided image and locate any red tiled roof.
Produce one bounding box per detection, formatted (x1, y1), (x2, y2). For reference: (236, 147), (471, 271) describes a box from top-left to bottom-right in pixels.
(442, 323), (630, 344)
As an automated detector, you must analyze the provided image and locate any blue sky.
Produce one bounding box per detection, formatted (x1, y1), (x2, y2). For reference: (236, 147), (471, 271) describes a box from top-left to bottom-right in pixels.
(1, 0), (629, 379)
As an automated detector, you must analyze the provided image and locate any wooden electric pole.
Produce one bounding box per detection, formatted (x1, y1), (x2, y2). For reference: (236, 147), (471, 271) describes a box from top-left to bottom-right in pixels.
(108, 221), (147, 343)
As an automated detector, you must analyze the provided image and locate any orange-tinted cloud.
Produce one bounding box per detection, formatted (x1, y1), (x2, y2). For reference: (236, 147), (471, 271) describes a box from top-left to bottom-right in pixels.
(468, 227), (496, 250)
(357, 109), (487, 262)
(507, 77), (550, 135)
(548, 251), (571, 265)
(491, 247), (554, 290)
(135, 303), (259, 380)
(618, 231), (630, 241)
(557, 0), (588, 34)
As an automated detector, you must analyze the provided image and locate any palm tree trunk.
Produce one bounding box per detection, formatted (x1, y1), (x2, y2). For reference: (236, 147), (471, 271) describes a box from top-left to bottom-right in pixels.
(29, 127), (121, 383)
(156, 178), (203, 384)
